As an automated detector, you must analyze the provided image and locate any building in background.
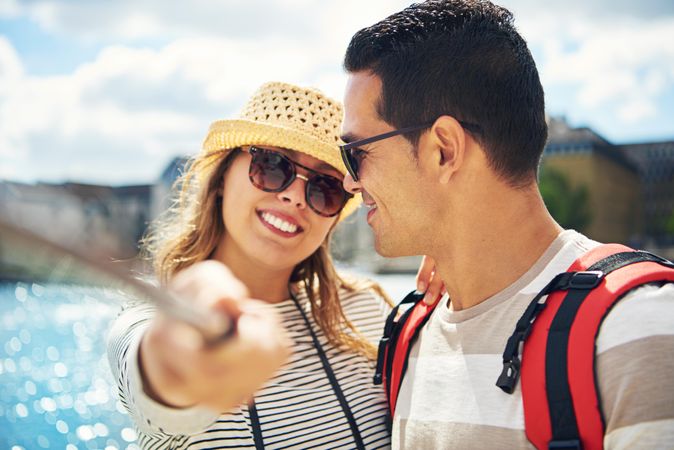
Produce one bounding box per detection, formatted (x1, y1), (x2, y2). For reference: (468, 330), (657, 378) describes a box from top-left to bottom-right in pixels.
(618, 140), (674, 248)
(544, 117), (642, 245)
(0, 181), (151, 266)
(544, 117), (673, 256)
(152, 156), (189, 221)
(331, 206), (423, 273)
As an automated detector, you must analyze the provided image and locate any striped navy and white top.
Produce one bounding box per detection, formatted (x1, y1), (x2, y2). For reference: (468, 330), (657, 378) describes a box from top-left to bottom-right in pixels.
(107, 282), (392, 449)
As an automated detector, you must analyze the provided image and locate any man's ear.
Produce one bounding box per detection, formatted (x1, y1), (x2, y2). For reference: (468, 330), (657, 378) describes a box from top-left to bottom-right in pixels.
(425, 115), (466, 184)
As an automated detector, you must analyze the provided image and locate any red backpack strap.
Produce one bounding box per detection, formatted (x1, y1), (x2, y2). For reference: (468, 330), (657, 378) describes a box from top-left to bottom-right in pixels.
(374, 290), (440, 417)
(498, 244), (674, 450)
(388, 297), (439, 415)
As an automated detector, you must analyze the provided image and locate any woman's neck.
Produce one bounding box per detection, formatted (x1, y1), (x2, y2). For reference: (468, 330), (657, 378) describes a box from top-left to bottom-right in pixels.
(210, 242), (294, 304)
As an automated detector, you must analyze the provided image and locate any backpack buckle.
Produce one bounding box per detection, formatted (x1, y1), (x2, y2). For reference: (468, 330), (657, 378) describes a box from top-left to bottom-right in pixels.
(561, 271), (604, 290)
(373, 337), (389, 385)
(496, 356), (520, 394)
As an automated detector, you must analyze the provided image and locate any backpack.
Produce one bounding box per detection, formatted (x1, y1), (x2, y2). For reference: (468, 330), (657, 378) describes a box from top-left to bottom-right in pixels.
(374, 243), (674, 450)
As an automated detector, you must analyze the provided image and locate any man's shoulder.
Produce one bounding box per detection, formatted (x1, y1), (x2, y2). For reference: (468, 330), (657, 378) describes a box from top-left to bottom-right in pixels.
(585, 240), (674, 355)
(597, 281), (674, 355)
(594, 282), (674, 442)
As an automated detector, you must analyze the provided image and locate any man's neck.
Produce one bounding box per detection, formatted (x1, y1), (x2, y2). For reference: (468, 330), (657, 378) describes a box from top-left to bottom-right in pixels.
(432, 184), (563, 311)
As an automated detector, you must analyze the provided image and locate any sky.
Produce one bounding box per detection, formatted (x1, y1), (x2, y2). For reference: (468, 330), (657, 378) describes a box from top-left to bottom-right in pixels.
(1, 0), (673, 185)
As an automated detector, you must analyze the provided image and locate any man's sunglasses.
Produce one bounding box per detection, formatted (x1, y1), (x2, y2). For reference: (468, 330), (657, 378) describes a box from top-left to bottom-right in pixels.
(339, 120), (481, 182)
(245, 146), (352, 217)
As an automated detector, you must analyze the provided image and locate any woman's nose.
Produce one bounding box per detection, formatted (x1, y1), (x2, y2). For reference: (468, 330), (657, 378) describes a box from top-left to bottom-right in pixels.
(278, 174), (308, 209)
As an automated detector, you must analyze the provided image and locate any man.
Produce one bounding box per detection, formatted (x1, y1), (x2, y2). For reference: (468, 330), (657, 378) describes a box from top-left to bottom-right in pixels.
(340, 0), (674, 448)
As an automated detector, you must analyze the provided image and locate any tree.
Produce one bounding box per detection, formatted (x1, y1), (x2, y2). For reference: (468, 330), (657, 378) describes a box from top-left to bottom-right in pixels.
(539, 166), (592, 231)
(666, 210), (674, 238)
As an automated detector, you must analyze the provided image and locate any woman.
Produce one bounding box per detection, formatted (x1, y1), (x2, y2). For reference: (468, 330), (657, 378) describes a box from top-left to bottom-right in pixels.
(107, 81), (393, 449)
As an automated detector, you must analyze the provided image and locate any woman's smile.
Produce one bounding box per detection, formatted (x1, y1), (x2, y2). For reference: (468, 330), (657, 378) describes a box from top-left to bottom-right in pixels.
(257, 209), (304, 237)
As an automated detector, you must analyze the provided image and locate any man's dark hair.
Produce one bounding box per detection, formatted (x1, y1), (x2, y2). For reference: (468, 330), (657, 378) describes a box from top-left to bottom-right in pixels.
(344, 0), (547, 186)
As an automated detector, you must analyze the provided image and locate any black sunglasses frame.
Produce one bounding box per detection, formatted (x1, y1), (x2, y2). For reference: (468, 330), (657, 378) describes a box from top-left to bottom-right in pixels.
(246, 146), (352, 217)
(340, 119), (481, 182)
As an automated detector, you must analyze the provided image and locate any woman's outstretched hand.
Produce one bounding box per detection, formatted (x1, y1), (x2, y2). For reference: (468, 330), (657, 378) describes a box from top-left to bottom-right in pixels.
(139, 261), (291, 412)
(416, 255), (446, 305)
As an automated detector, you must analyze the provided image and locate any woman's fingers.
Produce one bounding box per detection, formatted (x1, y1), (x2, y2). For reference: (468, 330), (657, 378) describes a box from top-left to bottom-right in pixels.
(415, 255), (436, 293)
(200, 301), (292, 410)
(169, 260), (248, 319)
(141, 307), (291, 412)
(140, 315), (204, 408)
(423, 269), (444, 305)
(416, 256), (445, 305)
(138, 262), (292, 413)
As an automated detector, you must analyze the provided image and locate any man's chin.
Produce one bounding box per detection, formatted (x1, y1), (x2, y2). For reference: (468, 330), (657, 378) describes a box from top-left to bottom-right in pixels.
(374, 236), (406, 258)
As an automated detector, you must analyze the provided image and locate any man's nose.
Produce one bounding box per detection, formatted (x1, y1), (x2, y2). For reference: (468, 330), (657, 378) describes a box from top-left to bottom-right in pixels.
(343, 172), (361, 195)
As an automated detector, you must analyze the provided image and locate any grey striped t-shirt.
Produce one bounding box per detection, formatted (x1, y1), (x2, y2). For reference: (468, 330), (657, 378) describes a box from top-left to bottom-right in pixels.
(393, 230), (674, 449)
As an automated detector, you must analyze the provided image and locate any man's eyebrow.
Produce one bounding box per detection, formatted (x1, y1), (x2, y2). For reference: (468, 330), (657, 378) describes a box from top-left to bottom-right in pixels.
(340, 133), (361, 144)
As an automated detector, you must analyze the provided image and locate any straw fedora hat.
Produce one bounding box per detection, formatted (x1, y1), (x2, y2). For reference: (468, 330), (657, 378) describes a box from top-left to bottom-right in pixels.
(202, 81), (361, 220)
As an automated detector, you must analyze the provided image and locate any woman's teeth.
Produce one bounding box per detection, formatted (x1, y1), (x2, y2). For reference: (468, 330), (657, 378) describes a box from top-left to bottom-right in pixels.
(261, 212), (298, 233)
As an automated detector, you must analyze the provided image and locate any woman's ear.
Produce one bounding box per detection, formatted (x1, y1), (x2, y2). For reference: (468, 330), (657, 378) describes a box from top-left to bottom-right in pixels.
(425, 116), (467, 184)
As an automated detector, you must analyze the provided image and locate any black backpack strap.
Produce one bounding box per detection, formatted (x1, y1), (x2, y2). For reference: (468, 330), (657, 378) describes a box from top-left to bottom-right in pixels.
(374, 290), (424, 386)
(546, 252), (673, 449)
(497, 250), (673, 394)
(290, 291), (366, 450)
(498, 248), (674, 450)
(586, 250), (674, 272)
(249, 399), (265, 450)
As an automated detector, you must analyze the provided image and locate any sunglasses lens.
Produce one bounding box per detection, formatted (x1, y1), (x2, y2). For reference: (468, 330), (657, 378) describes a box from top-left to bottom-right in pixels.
(307, 176), (349, 217)
(340, 148), (359, 181)
(348, 150), (360, 179)
(250, 149), (293, 191)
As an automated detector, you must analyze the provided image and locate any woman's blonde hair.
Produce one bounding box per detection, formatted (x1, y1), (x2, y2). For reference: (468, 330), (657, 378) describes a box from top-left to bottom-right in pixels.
(143, 148), (391, 359)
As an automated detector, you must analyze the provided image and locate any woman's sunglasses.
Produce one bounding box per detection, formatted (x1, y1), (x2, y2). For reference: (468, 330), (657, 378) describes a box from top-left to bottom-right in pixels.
(245, 146), (352, 217)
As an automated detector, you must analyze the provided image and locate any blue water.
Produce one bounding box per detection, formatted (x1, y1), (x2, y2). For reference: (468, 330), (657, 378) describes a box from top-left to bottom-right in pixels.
(0, 282), (138, 450)
(0, 274), (415, 449)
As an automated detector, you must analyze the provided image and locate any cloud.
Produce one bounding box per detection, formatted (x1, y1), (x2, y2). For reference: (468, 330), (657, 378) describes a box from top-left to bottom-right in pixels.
(502, 0), (674, 21)
(3, 0), (409, 44)
(522, 13), (674, 125)
(0, 0), (417, 184)
(2, 0), (674, 184)
(0, 35), (23, 91)
(0, 35), (25, 162)
(618, 97), (657, 123)
(0, 31), (359, 183)
(0, 0), (20, 17)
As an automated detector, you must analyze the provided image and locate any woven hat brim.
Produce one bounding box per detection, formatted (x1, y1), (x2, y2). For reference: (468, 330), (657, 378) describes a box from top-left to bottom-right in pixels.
(201, 119), (361, 221)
